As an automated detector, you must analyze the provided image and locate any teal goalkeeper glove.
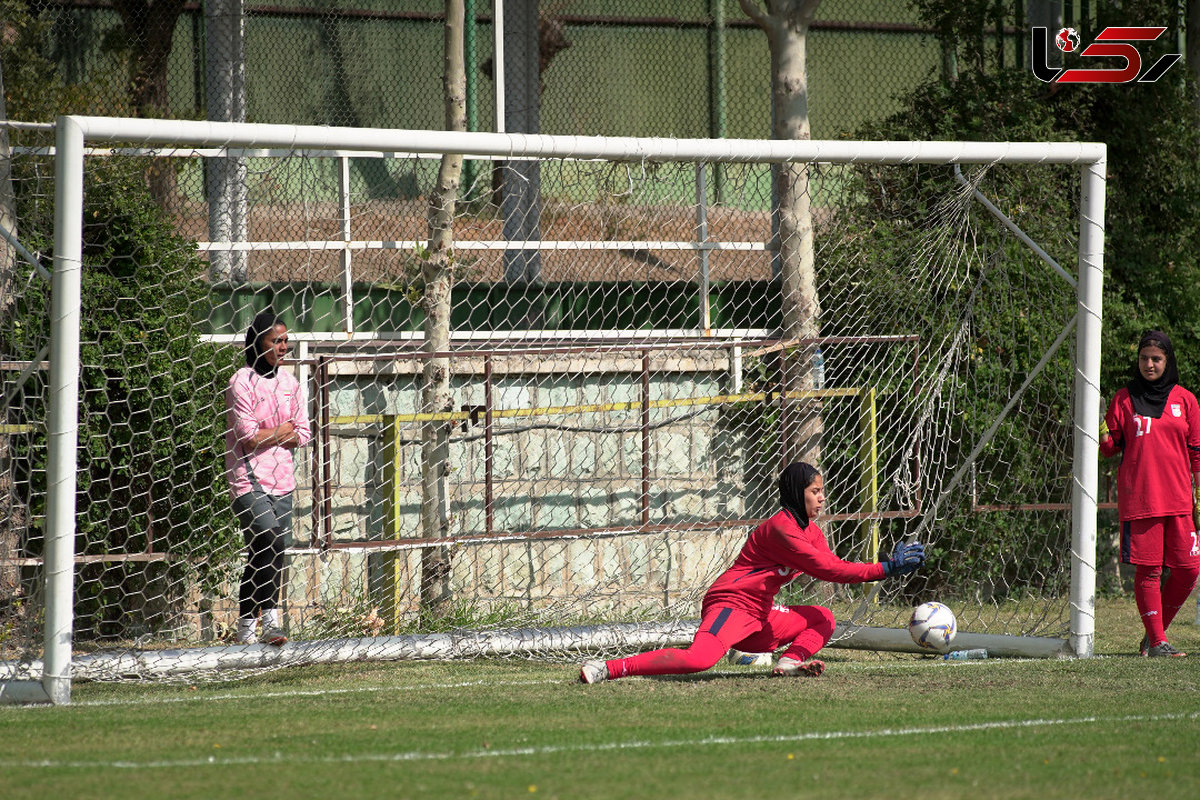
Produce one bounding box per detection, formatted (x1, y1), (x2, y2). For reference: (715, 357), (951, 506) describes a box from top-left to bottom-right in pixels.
(882, 542), (925, 577)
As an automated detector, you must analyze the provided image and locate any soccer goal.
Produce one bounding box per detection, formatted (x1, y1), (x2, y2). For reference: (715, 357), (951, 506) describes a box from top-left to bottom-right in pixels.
(0, 116), (1105, 703)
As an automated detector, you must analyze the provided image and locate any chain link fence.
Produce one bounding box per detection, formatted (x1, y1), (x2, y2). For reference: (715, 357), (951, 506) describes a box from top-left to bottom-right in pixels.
(24, 0), (970, 139)
(3, 3), (1107, 686)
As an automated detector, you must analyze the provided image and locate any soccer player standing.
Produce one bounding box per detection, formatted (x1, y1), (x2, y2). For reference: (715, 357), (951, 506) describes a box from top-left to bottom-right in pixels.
(1100, 330), (1200, 657)
(579, 462), (926, 683)
(225, 310), (313, 646)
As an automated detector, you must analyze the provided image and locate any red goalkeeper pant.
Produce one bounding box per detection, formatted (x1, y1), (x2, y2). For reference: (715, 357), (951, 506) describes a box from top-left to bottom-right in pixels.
(605, 603), (836, 679)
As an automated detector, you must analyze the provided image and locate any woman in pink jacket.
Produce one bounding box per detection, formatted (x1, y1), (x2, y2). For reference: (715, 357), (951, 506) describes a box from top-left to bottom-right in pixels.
(579, 462), (926, 682)
(225, 310), (312, 645)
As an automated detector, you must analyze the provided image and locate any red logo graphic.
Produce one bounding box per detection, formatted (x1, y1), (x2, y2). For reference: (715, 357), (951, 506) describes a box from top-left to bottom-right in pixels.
(1056, 28), (1080, 52)
(1031, 26), (1182, 84)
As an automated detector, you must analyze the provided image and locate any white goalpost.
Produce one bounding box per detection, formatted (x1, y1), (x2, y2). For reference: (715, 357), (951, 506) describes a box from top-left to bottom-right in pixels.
(0, 116), (1105, 704)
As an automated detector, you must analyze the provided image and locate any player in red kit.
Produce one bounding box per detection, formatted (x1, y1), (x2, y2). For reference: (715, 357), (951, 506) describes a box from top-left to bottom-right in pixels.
(579, 462), (926, 683)
(1100, 330), (1200, 658)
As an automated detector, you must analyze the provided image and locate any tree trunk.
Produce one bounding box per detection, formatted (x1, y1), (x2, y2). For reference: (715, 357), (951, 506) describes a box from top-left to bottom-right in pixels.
(419, 0), (467, 624)
(739, 0), (824, 469)
(112, 0), (186, 208)
(204, 0), (248, 283)
(0, 58), (22, 602)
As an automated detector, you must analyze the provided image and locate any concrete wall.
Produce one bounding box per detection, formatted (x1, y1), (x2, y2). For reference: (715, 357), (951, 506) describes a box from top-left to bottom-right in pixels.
(269, 348), (765, 635)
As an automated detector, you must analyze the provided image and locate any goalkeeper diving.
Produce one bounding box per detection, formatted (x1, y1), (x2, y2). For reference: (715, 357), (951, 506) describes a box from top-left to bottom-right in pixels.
(580, 461), (926, 683)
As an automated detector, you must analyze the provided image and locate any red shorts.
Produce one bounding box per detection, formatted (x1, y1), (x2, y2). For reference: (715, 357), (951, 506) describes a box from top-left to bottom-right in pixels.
(698, 603), (834, 653)
(1121, 514), (1200, 568)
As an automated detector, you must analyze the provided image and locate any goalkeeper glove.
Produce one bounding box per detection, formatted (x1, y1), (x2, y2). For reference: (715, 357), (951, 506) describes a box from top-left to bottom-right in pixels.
(1099, 419), (1109, 439)
(882, 541), (925, 577)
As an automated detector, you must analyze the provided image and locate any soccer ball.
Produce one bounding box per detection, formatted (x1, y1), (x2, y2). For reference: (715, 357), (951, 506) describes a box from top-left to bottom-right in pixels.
(908, 601), (957, 652)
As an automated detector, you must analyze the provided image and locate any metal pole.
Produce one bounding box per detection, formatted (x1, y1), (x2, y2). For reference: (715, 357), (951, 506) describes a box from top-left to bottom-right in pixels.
(464, 0), (480, 197)
(44, 117), (87, 705)
(309, 350), (322, 549)
(1069, 150), (1106, 659)
(859, 387), (879, 562)
(695, 163), (711, 332)
(707, 0), (726, 201)
(493, 0), (505, 132)
(204, 0), (248, 283)
(338, 155), (355, 335)
(641, 351), (651, 527)
(320, 358), (334, 550)
(484, 355), (494, 536)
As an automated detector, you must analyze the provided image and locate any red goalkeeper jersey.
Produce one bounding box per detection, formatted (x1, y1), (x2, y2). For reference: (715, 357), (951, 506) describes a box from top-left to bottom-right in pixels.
(1101, 385), (1200, 521)
(702, 509), (885, 618)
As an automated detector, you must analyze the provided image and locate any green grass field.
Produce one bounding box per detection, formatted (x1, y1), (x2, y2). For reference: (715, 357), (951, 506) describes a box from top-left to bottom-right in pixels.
(3, 596), (1199, 800)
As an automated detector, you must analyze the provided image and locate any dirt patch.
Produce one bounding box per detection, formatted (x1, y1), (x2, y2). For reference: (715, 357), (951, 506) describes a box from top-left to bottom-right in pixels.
(175, 199), (777, 284)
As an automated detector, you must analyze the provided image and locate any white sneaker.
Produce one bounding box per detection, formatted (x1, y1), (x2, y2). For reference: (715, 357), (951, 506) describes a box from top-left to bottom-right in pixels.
(262, 627), (288, 647)
(236, 618), (259, 645)
(579, 660), (608, 684)
(726, 649), (773, 667)
(772, 656), (825, 677)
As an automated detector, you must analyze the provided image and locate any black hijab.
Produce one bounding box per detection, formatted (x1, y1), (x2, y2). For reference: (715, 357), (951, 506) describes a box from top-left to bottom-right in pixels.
(244, 310), (282, 378)
(1128, 330), (1178, 418)
(778, 461), (821, 529)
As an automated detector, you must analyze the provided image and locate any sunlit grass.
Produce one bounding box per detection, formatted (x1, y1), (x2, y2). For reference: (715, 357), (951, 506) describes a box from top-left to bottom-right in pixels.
(2, 596), (1197, 800)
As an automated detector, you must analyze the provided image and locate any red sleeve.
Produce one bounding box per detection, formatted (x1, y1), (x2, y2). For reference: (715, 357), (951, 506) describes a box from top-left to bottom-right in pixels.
(1099, 389), (1129, 459)
(766, 520), (886, 584)
(1186, 389), (1200, 474)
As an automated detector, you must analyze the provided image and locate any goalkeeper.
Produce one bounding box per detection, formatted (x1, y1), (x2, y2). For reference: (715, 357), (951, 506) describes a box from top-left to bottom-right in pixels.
(579, 461), (926, 683)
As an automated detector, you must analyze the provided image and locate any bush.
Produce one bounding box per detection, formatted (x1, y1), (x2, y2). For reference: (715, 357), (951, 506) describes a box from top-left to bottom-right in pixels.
(6, 158), (243, 640)
(837, 0), (1200, 592)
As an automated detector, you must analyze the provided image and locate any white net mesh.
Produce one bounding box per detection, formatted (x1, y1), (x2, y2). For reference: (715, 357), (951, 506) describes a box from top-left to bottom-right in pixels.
(0, 122), (1095, 684)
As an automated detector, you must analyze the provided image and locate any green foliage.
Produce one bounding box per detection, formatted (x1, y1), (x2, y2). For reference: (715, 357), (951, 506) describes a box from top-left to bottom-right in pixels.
(824, 76), (1070, 597)
(848, 0), (1200, 595)
(0, 0), (110, 120)
(8, 158), (243, 639)
(906, 0), (1200, 393)
(909, 0), (1015, 77)
(4, 9), (243, 637)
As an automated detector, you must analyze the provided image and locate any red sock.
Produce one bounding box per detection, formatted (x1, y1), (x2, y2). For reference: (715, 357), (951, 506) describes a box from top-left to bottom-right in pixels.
(1161, 566), (1200, 631)
(1134, 565), (1166, 645)
(606, 634), (728, 679)
(779, 629), (827, 663)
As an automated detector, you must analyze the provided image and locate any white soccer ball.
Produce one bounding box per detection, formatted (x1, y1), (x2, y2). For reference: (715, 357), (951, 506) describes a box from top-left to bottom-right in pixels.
(908, 601), (957, 652)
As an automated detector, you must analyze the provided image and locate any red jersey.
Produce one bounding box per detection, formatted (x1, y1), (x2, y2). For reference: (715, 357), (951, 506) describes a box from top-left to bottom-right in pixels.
(1100, 385), (1200, 520)
(702, 509), (885, 618)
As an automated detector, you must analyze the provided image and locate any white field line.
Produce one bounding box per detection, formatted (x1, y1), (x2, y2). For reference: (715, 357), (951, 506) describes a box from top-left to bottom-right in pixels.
(3, 710), (1198, 771)
(3, 656), (1039, 711)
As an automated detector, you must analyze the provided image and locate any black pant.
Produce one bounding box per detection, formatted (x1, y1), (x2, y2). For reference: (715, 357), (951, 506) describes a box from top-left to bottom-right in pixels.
(232, 490), (293, 618)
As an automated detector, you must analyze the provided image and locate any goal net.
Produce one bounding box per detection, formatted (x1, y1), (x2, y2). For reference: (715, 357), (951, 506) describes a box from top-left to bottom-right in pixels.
(0, 117), (1105, 703)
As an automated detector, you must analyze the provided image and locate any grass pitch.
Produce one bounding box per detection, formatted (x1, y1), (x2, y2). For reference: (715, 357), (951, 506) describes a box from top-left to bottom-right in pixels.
(2, 597), (1199, 800)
